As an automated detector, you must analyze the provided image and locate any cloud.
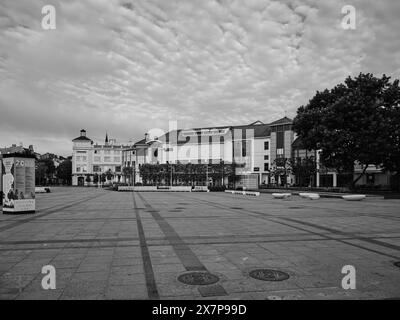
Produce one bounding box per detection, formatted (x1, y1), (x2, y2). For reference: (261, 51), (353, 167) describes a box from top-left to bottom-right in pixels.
(0, 0), (399, 156)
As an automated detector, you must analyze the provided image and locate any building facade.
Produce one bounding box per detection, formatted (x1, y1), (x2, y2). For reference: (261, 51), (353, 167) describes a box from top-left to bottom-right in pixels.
(120, 118), (295, 188)
(74, 116), (393, 190)
(72, 130), (128, 186)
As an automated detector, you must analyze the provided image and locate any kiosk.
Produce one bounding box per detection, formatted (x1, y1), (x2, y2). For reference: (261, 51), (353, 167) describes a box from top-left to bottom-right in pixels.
(2, 154), (36, 214)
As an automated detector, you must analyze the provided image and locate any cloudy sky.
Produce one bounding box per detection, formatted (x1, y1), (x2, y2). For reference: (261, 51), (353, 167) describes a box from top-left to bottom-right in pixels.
(0, 0), (399, 156)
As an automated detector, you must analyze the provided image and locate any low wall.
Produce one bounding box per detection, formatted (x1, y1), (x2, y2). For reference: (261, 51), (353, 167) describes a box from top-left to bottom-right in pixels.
(225, 190), (260, 196)
(118, 186), (192, 192)
(193, 186), (209, 192)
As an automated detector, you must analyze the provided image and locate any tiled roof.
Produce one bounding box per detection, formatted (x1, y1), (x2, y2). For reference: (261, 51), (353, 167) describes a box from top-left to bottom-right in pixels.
(269, 116), (293, 126)
(72, 136), (92, 142)
(131, 118), (292, 146)
(133, 138), (147, 146)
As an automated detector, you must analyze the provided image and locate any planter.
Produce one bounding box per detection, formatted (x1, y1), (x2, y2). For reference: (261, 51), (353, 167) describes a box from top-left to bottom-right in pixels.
(299, 193), (320, 200)
(342, 195), (366, 201)
(272, 193), (291, 199)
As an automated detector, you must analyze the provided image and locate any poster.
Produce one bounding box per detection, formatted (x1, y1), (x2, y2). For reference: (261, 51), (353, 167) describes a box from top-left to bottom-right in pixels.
(2, 155), (35, 213)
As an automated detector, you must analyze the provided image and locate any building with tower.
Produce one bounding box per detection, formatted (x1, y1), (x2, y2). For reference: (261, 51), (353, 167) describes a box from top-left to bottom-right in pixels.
(71, 129), (129, 186)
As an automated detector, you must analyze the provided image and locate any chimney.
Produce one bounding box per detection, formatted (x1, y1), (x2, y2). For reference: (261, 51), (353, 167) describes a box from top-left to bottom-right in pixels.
(80, 129), (86, 137)
(145, 133), (149, 142)
(29, 145), (34, 151)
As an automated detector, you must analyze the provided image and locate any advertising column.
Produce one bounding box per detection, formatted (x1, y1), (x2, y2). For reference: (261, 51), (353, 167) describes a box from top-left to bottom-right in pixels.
(2, 154), (36, 214)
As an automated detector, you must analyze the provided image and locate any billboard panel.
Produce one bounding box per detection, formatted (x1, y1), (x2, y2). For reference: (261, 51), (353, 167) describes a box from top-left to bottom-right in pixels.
(2, 155), (35, 214)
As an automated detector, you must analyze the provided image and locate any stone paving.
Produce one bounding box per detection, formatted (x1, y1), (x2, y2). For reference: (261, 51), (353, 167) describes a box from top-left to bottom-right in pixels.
(0, 187), (399, 300)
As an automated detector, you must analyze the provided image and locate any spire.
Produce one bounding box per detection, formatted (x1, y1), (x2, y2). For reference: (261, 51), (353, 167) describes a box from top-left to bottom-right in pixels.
(105, 132), (109, 144)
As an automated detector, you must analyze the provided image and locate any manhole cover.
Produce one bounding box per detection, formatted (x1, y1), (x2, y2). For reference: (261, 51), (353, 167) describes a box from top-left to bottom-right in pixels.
(394, 261), (400, 268)
(177, 272), (219, 285)
(249, 269), (290, 281)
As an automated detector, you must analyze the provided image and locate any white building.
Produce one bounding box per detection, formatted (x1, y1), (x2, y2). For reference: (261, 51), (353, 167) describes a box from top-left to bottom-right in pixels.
(72, 130), (128, 186)
(121, 119), (296, 188)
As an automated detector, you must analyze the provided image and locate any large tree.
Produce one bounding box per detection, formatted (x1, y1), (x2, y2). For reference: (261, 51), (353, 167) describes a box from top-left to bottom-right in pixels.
(293, 73), (400, 187)
(56, 159), (72, 185)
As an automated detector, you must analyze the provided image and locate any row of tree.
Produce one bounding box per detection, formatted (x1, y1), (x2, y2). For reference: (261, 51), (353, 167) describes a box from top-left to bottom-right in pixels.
(138, 162), (239, 186)
(36, 158), (72, 185)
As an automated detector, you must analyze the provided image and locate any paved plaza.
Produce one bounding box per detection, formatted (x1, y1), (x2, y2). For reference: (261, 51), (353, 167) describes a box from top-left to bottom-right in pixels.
(0, 187), (399, 300)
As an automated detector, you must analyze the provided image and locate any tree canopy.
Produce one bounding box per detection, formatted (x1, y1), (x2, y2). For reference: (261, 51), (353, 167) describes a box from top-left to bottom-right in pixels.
(56, 159), (72, 185)
(293, 73), (400, 185)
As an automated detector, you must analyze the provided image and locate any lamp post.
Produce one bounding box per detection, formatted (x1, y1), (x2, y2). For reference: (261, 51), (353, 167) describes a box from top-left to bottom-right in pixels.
(169, 162), (173, 186)
(221, 159), (224, 187)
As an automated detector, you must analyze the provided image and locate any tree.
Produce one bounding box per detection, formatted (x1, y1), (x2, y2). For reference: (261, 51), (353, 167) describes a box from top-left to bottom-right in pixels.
(35, 161), (47, 186)
(105, 169), (113, 182)
(93, 174), (99, 185)
(56, 159), (72, 185)
(291, 156), (317, 187)
(293, 73), (400, 188)
(36, 158), (56, 185)
(270, 157), (292, 187)
(123, 167), (134, 185)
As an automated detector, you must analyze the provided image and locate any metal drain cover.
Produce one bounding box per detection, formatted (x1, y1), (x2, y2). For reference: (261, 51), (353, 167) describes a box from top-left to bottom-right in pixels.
(177, 272), (219, 285)
(394, 261), (400, 268)
(249, 269), (290, 281)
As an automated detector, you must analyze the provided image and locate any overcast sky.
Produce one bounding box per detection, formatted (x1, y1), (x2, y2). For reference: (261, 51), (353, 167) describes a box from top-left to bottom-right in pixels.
(0, 0), (399, 156)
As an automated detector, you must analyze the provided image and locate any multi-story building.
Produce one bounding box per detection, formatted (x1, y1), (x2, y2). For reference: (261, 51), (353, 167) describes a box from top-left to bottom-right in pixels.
(72, 130), (128, 186)
(121, 118), (296, 188)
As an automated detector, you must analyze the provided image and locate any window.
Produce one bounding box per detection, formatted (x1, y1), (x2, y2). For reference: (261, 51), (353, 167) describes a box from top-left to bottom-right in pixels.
(94, 156), (101, 162)
(93, 165), (100, 172)
(114, 157), (121, 162)
(76, 167), (81, 172)
(264, 141), (269, 150)
(277, 131), (284, 149)
(264, 155), (269, 160)
(242, 140), (247, 157)
(115, 166), (121, 172)
(264, 163), (269, 171)
(82, 156), (87, 162)
(104, 156), (111, 162)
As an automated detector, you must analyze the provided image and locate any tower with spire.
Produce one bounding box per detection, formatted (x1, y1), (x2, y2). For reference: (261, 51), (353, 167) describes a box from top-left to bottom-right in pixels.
(105, 132), (109, 146)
